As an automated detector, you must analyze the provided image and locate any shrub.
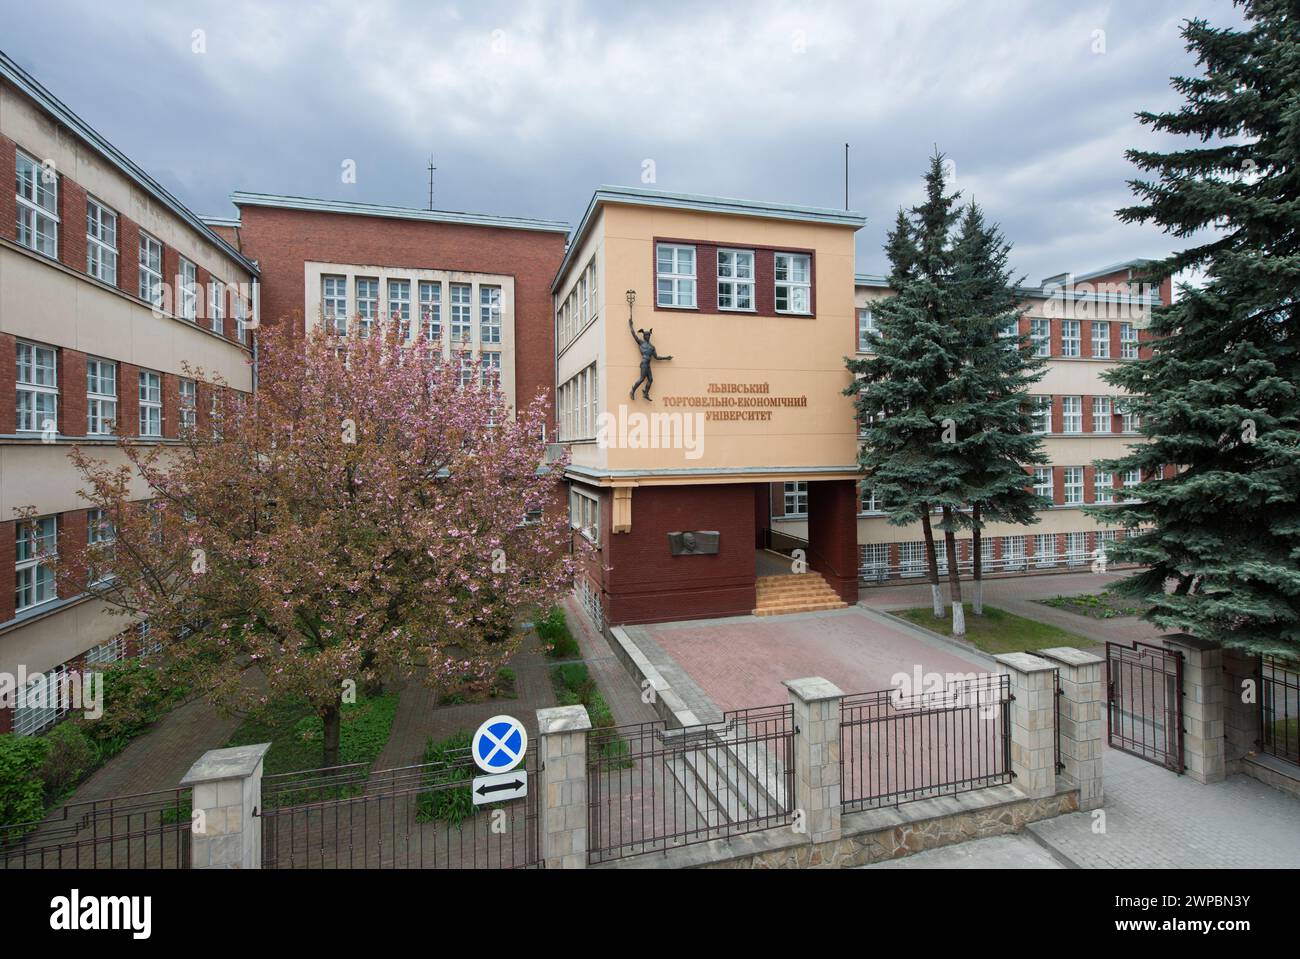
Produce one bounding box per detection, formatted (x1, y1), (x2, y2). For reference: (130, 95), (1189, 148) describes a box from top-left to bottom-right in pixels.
(0, 735), (49, 831)
(83, 660), (186, 758)
(537, 606), (579, 659)
(415, 731), (475, 825)
(37, 722), (100, 801)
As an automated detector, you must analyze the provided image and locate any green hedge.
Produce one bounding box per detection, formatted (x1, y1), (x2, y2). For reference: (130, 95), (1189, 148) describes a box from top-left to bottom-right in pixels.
(536, 606), (579, 659)
(551, 663), (630, 766)
(0, 735), (48, 830)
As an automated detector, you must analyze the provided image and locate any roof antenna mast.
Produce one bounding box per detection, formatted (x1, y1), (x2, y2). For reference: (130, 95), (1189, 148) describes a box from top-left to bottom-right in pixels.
(844, 143), (849, 210)
(427, 155), (437, 211)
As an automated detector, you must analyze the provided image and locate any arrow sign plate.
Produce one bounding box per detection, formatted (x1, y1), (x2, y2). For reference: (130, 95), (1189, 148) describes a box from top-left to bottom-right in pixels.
(471, 770), (528, 805)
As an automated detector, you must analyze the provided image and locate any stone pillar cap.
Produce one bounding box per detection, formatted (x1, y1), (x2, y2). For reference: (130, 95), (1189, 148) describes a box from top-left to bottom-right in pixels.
(1162, 633), (1220, 652)
(1036, 647), (1105, 667)
(992, 651), (1058, 673)
(783, 677), (844, 703)
(181, 742), (271, 786)
(537, 704), (591, 735)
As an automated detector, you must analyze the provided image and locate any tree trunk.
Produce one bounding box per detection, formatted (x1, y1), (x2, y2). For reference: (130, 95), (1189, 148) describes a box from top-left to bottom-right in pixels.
(920, 504), (944, 617)
(971, 503), (984, 616)
(942, 506), (966, 637)
(321, 702), (342, 768)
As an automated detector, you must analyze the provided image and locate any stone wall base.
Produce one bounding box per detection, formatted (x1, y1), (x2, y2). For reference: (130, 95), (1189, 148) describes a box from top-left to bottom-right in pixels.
(1241, 755), (1300, 802)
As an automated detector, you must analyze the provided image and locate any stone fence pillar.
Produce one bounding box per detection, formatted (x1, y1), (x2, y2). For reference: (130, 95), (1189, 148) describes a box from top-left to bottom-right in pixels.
(993, 652), (1058, 800)
(1164, 634), (1225, 783)
(1038, 647), (1105, 810)
(180, 742), (270, 869)
(537, 704), (591, 869)
(1222, 647), (1261, 773)
(784, 677), (843, 845)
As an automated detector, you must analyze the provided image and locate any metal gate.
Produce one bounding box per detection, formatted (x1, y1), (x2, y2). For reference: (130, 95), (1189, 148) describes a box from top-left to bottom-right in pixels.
(1106, 640), (1184, 772)
(259, 745), (540, 868)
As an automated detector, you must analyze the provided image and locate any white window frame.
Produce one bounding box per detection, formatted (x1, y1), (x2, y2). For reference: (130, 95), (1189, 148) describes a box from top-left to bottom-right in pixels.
(1062, 395), (1083, 434)
(1092, 396), (1113, 433)
(388, 279), (411, 336)
(570, 487), (600, 544)
(480, 285), (503, 344)
(1120, 322), (1138, 359)
(85, 197), (118, 283)
(1030, 317), (1051, 357)
(857, 308), (877, 352)
(322, 275), (348, 334)
(860, 543), (888, 582)
(209, 277), (225, 334)
(86, 357), (118, 436)
(774, 252), (812, 314)
(1035, 533), (1058, 568)
(419, 281), (441, 341)
(900, 542), (927, 578)
(234, 291), (248, 343)
(1094, 470), (1115, 504)
(783, 481), (809, 516)
(16, 341), (58, 435)
(480, 351), (502, 390)
(356, 277), (379, 335)
(1061, 319), (1081, 357)
(1066, 532), (1089, 566)
(11, 664), (69, 736)
(1091, 320), (1110, 358)
(86, 507), (116, 586)
(16, 515), (57, 613)
(450, 283), (473, 343)
(1030, 395), (1051, 435)
(138, 232), (163, 306)
(138, 370), (162, 437)
(1033, 467), (1053, 502)
(1003, 535), (1027, 571)
(859, 486), (884, 514)
(179, 377), (197, 431)
(179, 258), (198, 322)
(716, 248), (755, 311)
(1063, 466), (1084, 505)
(655, 244), (696, 308)
(1119, 399), (1141, 434)
(15, 150), (58, 257)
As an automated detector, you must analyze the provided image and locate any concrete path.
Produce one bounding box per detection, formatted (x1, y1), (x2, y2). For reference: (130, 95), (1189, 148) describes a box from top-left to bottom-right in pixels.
(864, 833), (1066, 869)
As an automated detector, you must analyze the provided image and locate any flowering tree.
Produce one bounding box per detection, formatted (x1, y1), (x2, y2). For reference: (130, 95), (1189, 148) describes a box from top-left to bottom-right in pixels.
(41, 325), (575, 766)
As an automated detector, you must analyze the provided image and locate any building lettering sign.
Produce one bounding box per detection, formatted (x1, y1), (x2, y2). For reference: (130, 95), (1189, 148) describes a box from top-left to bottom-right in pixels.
(662, 382), (808, 422)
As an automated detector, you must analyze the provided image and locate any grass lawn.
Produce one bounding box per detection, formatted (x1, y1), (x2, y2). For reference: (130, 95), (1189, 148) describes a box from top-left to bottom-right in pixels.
(224, 691), (399, 777)
(895, 605), (1095, 655)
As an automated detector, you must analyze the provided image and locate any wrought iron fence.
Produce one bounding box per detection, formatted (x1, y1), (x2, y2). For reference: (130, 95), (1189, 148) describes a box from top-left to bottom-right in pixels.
(1, 787), (192, 869)
(1261, 655), (1300, 767)
(586, 704), (794, 864)
(840, 674), (1012, 811)
(259, 745), (540, 869)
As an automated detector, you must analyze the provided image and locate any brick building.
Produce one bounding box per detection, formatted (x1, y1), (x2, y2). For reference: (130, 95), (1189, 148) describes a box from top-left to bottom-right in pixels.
(0, 51), (258, 734)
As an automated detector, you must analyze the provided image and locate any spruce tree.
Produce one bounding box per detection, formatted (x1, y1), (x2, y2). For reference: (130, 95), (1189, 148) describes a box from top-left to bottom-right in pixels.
(1093, 1), (1300, 655)
(847, 156), (967, 623)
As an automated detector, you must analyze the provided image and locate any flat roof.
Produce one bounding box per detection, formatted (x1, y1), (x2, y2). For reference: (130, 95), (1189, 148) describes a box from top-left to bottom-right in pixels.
(0, 49), (259, 275)
(229, 191), (571, 235)
(855, 269), (1164, 306)
(554, 185), (867, 292)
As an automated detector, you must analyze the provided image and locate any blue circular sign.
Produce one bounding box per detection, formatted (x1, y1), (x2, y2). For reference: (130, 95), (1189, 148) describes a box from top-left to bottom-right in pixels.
(472, 714), (528, 773)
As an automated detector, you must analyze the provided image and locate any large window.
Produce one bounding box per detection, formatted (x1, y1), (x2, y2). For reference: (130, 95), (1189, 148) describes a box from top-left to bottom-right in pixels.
(16, 516), (57, 612)
(1030, 395), (1051, 434)
(716, 249), (754, 311)
(1030, 317), (1051, 357)
(899, 542), (927, 578)
(356, 278), (379, 335)
(1063, 466), (1084, 505)
(86, 358), (117, 435)
(15, 151), (58, 257)
(87, 508), (116, 585)
(559, 364), (597, 440)
(1092, 396), (1112, 433)
(16, 342), (58, 434)
(1120, 322), (1138, 359)
(480, 285), (502, 344)
(234, 292), (248, 343)
(655, 244), (696, 308)
(322, 275), (348, 334)
(1033, 467), (1053, 502)
(859, 486), (885, 513)
(1091, 320), (1110, 358)
(857, 308), (877, 352)
(1122, 468), (1142, 500)
(570, 487), (600, 544)
(138, 371), (162, 437)
(138, 233), (163, 306)
(774, 253), (811, 314)
(419, 281), (441, 341)
(584, 258), (598, 323)
(179, 377), (197, 431)
(1094, 470), (1115, 504)
(86, 198), (118, 283)
(209, 278), (225, 334)
(1003, 535), (1026, 571)
(179, 258), (198, 322)
(1119, 399), (1141, 433)
(1062, 395), (1083, 434)
(783, 481), (808, 516)
(450, 284), (472, 342)
(1066, 532), (1089, 566)
(480, 351), (501, 390)
(1061, 319), (1081, 357)
(1035, 533), (1057, 568)
(860, 543), (889, 582)
(388, 279), (411, 337)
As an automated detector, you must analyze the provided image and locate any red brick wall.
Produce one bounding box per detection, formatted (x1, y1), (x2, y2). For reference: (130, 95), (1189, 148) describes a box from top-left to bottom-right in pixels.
(117, 215), (140, 297)
(0, 520), (15, 625)
(162, 373), (180, 439)
(58, 175), (87, 275)
(0, 136), (17, 244)
(601, 482), (757, 624)
(0, 335), (16, 434)
(117, 362), (139, 437)
(57, 509), (88, 596)
(235, 205), (566, 431)
(805, 479), (859, 603)
(58, 350), (87, 437)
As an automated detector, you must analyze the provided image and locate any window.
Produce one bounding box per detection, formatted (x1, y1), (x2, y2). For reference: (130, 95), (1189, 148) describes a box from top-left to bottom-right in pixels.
(356, 278), (378, 335)
(655, 244), (696, 308)
(138, 233), (163, 306)
(1122, 468), (1142, 500)
(388, 279), (411, 337)
(480, 285), (502, 344)
(179, 258), (198, 321)
(570, 487), (600, 544)
(774, 253), (812, 314)
(450, 284), (472, 342)
(87, 508), (115, 584)
(860, 487), (885, 513)
(1033, 467), (1053, 501)
(899, 542), (927, 578)
(1030, 395), (1051, 434)
(1062, 395), (1082, 433)
(209, 278), (225, 334)
(86, 358), (117, 435)
(1094, 470), (1114, 504)
(1063, 467), (1084, 505)
(322, 275), (348, 334)
(234, 292), (248, 343)
(857, 308), (877, 352)
(179, 378), (197, 431)
(419, 281), (441, 341)
(1030, 317), (1050, 356)
(1092, 396), (1112, 433)
(16, 516), (57, 612)
(480, 351), (502, 390)
(584, 258), (598, 323)
(16, 342), (58, 434)
(1003, 535), (1026, 571)
(1061, 319), (1081, 357)
(783, 481), (808, 516)
(458, 354), (476, 389)
(1119, 399), (1141, 433)
(1035, 533), (1057, 568)
(716, 249), (755, 311)
(1120, 322), (1138, 359)
(11, 664), (68, 736)
(85, 198), (118, 282)
(1091, 321), (1110, 358)
(15, 151), (58, 257)
(1066, 532), (1089, 566)
(138, 371), (162, 437)
(860, 543), (888, 582)
(85, 635), (125, 666)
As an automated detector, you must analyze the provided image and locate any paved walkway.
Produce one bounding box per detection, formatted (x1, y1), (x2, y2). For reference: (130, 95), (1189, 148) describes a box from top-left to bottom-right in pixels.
(864, 833), (1067, 869)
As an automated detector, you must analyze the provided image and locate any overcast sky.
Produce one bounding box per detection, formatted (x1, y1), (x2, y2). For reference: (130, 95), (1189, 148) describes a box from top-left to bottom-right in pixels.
(4, 0), (1236, 282)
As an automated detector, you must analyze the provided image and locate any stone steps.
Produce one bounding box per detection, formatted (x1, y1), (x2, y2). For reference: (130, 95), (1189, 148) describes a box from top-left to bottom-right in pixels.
(753, 572), (847, 617)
